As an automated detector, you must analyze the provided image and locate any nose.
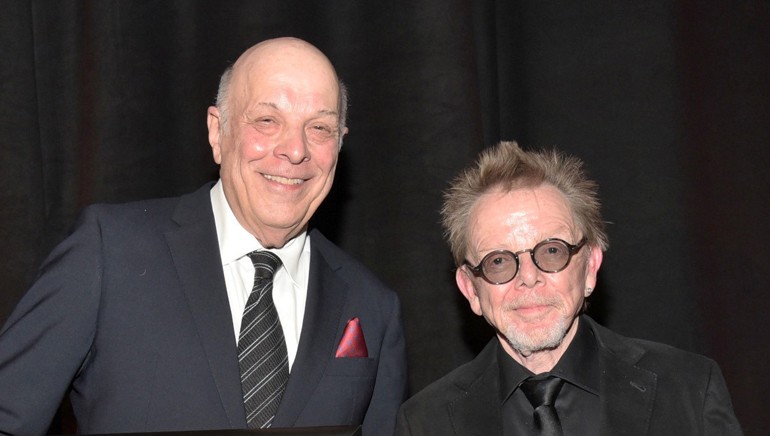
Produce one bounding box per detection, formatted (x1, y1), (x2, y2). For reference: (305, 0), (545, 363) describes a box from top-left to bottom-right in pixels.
(275, 126), (309, 164)
(515, 253), (542, 288)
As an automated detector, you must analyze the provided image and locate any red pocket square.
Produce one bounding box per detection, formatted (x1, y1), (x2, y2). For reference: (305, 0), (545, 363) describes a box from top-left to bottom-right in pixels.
(335, 317), (368, 358)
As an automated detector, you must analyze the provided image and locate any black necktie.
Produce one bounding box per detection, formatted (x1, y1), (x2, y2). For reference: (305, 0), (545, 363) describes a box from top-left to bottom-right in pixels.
(520, 375), (565, 436)
(238, 251), (289, 429)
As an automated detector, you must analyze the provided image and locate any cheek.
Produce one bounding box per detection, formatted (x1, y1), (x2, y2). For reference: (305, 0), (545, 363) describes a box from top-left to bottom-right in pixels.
(478, 289), (506, 318)
(555, 256), (591, 292)
(220, 133), (248, 161)
(313, 146), (339, 173)
(232, 128), (271, 159)
(552, 275), (587, 308)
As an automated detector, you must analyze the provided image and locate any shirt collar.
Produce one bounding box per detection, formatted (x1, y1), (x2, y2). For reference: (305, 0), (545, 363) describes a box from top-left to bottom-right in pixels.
(497, 316), (600, 404)
(210, 180), (307, 281)
(551, 316), (600, 395)
(498, 341), (532, 404)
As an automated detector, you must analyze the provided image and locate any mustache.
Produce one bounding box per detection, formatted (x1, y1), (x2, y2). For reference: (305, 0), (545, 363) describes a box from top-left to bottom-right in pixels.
(503, 294), (562, 311)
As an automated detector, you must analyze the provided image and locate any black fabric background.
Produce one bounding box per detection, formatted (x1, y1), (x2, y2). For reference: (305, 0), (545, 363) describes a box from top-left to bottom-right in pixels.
(1, 1), (767, 434)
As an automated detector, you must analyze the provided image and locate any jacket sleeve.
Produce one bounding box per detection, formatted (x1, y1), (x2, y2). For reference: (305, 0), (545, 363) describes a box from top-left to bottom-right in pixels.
(394, 405), (413, 436)
(0, 207), (103, 435)
(361, 290), (408, 436)
(703, 361), (744, 436)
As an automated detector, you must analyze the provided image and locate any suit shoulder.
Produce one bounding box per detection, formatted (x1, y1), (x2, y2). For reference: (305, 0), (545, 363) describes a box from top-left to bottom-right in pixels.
(78, 184), (212, 228)
(400, 368), (466, 415)
(402, 340), (498, 410)
(589, 317), (720, 373)
(630, 336), (719, 373)
(83, 196), (176, 221)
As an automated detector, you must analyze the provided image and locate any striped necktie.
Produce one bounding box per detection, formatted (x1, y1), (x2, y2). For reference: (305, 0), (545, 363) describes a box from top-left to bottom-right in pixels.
(238, 250), (288, 428)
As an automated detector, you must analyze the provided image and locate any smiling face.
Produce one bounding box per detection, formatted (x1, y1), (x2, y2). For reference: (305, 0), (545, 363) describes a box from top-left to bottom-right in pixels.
(457, 184), (603, 365)
(207, 38), (347, 248)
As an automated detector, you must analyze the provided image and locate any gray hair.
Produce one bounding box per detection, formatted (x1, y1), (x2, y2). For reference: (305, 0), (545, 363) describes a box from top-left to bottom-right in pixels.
(441, 141), (609, 266)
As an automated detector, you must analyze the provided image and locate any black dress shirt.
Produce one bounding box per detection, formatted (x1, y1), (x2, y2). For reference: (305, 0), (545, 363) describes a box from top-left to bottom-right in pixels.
(499, 318), (601, 435)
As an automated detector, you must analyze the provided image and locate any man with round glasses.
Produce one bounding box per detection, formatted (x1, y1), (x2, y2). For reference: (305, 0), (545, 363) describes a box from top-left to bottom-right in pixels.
(396, 141), (742, 435)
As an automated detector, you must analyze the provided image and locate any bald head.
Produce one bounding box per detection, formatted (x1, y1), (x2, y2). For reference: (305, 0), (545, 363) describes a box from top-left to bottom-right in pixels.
(237, 37), (334, 73)
(215, 37), (348, 142)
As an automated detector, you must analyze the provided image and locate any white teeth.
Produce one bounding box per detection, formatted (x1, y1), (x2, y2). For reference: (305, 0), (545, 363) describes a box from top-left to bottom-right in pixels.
(264, 174), (303, 185)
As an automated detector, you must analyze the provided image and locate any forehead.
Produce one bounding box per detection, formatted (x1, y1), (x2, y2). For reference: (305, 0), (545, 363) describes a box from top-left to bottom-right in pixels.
(232, 43), (340, 111)
(469, 184), (575, 245)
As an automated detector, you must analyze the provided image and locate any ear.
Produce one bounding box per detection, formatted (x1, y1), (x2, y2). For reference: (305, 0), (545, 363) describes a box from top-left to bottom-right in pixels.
(207, 106), (223, 164)
(456, 267), (483, 316)
(583, 245), (603, 297)
(338, 126), (349, 150)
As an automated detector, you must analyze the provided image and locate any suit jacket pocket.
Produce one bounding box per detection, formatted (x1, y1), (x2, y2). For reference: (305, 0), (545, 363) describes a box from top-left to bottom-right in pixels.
(324, 356), (377, 377)
(299, 357), (377, 426)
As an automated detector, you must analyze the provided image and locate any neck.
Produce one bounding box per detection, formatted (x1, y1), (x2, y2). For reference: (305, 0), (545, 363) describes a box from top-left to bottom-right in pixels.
(253, 227), (304, 249)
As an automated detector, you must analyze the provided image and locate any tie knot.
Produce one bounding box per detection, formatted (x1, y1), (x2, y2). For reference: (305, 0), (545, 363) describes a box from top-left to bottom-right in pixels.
(247, 250), (282, 280)
(520, 375), (564, 408)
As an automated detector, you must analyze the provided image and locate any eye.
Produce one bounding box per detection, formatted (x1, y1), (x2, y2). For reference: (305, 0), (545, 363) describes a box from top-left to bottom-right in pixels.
(250, 117), (279, 133)
(539, 242), (566, 257)
(533, 241), (572, 271)
(483, 252), (515, 273)
(306, 122), (338, 143)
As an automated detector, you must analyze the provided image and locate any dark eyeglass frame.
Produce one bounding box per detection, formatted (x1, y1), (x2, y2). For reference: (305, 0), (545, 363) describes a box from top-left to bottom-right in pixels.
(463, 237), (588, 285)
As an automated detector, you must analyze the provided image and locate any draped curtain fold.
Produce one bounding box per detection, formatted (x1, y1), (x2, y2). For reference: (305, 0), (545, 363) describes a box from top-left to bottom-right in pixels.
(1, 0), (767, 433)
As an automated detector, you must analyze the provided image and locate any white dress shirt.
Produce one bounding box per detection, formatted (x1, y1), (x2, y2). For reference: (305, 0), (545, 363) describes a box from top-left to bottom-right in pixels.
(210, 181), (309, 370)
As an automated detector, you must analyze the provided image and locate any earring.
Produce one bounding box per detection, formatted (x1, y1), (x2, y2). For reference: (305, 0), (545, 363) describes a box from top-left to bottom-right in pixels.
(585, 287), (593, 295)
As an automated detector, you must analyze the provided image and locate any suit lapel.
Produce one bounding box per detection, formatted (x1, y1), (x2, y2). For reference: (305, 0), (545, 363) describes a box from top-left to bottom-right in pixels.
(165, 184), (246, 428)
(273, 231), (347, 426)
(447, 341), (502, 435)
(587, 318), (656, 435)
(447, 319), (659, 435)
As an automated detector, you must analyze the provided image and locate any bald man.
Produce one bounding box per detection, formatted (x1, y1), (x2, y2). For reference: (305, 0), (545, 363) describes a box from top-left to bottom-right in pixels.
(0, 37), (407, 435)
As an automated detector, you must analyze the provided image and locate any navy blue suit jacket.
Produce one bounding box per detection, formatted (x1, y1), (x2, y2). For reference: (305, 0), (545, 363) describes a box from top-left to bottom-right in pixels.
(0, 184), (407, 435)
(396, 316), (742, 436)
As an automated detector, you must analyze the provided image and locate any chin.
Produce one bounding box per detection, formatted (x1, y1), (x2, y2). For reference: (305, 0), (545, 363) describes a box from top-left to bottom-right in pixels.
(503, 316), (570, 355)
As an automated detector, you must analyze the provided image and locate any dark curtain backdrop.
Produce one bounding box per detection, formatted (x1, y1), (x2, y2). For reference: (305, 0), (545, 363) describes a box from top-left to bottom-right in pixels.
(1, 1), (768, 434)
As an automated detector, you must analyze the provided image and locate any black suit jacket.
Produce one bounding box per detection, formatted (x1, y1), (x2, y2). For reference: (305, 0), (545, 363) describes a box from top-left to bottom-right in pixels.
(0, 184), (407, 435)
(396, 316), (742, 435)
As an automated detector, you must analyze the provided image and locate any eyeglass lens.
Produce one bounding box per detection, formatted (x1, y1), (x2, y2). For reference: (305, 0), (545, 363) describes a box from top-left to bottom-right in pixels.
(481, 240), (574, 284)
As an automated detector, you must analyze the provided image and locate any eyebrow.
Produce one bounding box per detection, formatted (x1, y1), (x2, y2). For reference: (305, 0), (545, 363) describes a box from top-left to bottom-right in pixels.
(252, 102), (339, 117)
(316, 108), (339, 117)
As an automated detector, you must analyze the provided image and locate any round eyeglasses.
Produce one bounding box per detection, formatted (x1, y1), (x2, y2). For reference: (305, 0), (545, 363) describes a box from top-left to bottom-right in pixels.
(463, 237), (587, 285)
